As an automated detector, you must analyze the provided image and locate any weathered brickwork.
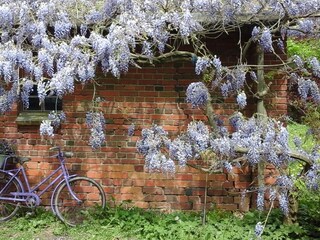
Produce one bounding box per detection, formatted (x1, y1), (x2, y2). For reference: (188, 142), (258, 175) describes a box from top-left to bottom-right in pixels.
(0, 31), (287, 212)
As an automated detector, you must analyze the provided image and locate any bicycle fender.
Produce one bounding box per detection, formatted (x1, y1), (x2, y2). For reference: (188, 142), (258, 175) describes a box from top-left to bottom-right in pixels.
(50, 174), (78, 215)
(0, 170), (25, 193)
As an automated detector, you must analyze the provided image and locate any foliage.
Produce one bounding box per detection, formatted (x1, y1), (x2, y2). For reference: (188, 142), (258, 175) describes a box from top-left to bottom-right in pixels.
(0, 206), (315, 240)
(287, 123), (320, 239)
(287, 38), (320, 60)
(296, 180), (320, 239)
(287, 123), (315, 151)
(301, 106), (320, 143)
(0, 139), (16, 155)
(287, 38), (320, 123)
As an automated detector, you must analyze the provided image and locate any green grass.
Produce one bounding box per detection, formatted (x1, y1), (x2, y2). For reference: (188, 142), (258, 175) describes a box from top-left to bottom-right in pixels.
(0, 206), (315, 240)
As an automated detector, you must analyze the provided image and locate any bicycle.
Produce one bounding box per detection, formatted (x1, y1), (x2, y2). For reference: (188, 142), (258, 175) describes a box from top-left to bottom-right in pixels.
(0, 146), (106, 226)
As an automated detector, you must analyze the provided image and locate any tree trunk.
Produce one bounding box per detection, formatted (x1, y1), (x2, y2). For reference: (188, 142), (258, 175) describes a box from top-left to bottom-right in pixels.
(256, 45), (267, 192)
(284, 191), (299, 224)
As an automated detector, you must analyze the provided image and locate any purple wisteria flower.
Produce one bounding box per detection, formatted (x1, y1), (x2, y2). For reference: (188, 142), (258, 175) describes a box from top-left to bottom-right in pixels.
(251, 26), (260, 40)
(128, 123), (135, 136)
(259, 28), (273, 52)
(229, 112), (243, 130)
(254, 222), (264, 238)
(186, 82), (210, 108)
(179, 9), (203, 38)
(276, 175), (294, 190)
(298, 19), (315, 34)
(305, 165), (319, 190)
(103, 0), (118, 18)
(292, 55), (304, 69)
(195, 57), (211, 75)
(250, 71), (257, 82)
(309, 57), (320, 78)
(220, 80), (232, 97)
(210, 136), (233, 159)
(50, 66), (75, 97)
(137, 125), (169, 156)
(297, 77), (320, 103)
(54, 12), (72, 39)
(187, 121), (210, 152)
(277, 38), (285, 52)
(86, 111), (106, 149)
(142, 41), (153, 59)
(48, 111), (66, 129)
(77, 63), (95, 83)
(136, 125), (175, 174)
(0, 5), (14, 29)
(85, 10), (104, 24)
(0, 83), (18, 114)
(278, 191), (289, 216)
(223, 161), (233, 173)
(236, 91), (247, 109)
(269, 187), (277, 202)
(212, 55), (222, 80)
(257, 188), (265, 211)
(40, 120), (54, 137)
(247, 147), (260, 164)
(169, 137), (193, 166)
(21, 80), (34, 109)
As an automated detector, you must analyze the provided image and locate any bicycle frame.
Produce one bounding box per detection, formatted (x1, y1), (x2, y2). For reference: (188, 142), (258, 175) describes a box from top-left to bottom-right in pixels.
(0, 149), (81, 209)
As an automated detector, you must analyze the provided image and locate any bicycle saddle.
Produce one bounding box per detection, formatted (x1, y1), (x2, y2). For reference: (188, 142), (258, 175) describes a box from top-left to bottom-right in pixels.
(16, 156), (31, 164)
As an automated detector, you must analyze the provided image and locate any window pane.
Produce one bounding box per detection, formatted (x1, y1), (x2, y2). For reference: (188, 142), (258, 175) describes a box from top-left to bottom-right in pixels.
(25, 85), (63, 111)
(28, 97), (41, 110)
(45, 97), (62, 110)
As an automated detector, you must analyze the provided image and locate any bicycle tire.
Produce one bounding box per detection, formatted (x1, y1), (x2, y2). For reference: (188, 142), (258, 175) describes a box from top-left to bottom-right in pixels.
(0, 172), (22, 221)
(53, 176), (106, 226)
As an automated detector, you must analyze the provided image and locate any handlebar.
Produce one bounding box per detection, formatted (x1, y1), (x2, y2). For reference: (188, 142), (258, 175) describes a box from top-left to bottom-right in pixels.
(49, 146), (61, 152)
(49, 146), (74, 158)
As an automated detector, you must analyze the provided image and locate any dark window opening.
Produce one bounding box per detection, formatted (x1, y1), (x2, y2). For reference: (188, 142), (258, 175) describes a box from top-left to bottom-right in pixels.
(25, 85), (62, 111)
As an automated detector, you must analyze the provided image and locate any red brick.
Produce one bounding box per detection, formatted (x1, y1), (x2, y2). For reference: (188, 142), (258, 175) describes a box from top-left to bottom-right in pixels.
(0, 32), (288, 212)
(216, 204), (238, 211)
(144, 195), (166, 202)
(120, 187), (143, 195)
(143, 187), (164, 195)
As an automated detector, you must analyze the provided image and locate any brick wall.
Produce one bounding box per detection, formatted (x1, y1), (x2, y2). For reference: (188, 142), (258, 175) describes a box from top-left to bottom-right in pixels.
(0, 30), (287, 212)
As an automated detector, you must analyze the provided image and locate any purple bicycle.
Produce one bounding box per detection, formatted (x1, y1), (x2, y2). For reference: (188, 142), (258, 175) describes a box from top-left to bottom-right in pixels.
(0, 146), (106, 226)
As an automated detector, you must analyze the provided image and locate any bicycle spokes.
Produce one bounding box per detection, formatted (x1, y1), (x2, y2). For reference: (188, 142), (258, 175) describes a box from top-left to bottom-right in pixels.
(53, 177), (106, 226)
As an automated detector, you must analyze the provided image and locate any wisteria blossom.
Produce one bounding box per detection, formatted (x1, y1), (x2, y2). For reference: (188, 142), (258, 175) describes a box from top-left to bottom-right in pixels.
(86, 111), (106, 149)
(236, 92), (247, 109)
(39, 120), (54, 137)
(186, 82), (210, 108)
(0, 0), (317, 114)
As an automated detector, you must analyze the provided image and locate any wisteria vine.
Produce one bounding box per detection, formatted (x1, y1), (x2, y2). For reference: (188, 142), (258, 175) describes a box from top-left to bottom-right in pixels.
(138, 78), (320, 238)
(0, 1), (319, 151)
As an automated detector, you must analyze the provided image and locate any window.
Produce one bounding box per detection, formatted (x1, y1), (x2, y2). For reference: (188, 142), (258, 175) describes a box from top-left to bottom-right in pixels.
(16, 85), (63, 125)
(26, 85), (62, 111)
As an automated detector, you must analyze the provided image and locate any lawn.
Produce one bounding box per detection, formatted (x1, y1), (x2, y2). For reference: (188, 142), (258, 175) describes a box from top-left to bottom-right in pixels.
(0, 205), (318, 240)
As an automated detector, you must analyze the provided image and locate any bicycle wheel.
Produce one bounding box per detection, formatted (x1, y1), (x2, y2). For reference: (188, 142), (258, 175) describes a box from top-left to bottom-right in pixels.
(0, 172), (22, 221)
(53, 176), (106, 226)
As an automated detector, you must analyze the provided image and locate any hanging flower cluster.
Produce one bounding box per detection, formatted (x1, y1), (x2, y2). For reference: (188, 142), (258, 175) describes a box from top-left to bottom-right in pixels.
(39, 111), (66, 137)
(86, 111), (106, 150)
